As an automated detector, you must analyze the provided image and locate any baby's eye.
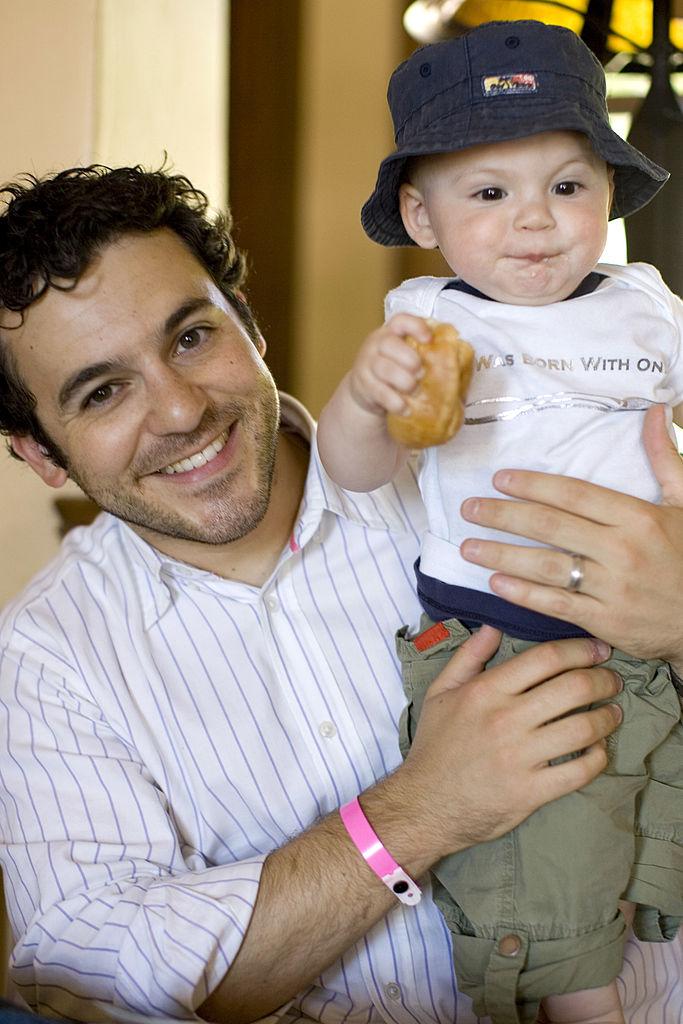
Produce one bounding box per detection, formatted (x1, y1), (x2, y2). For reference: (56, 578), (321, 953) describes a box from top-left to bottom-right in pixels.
(477, 187), (505, 201)
(554, 181), (581, 196)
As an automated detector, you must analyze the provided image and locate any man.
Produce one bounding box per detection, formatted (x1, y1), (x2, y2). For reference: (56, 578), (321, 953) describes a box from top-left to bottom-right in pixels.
(0, 166), (679, 1023)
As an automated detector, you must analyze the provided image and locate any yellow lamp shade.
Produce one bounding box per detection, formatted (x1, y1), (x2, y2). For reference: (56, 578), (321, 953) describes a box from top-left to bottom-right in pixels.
(404, 1), (683, 54)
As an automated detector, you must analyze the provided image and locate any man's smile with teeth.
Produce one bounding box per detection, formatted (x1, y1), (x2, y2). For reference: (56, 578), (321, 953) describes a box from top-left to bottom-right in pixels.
(159, 429), (230, 475)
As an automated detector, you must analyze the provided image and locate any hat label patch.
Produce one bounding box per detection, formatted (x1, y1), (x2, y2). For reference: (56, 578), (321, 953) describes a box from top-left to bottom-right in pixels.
(483, 73), (538, 96)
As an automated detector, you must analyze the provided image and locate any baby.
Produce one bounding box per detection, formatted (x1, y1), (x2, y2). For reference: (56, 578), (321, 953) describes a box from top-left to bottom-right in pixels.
(318, 20), (683, 1024)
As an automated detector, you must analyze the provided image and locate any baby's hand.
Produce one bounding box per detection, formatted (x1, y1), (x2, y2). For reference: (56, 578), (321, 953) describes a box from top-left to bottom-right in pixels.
(348, 314), (432, 417)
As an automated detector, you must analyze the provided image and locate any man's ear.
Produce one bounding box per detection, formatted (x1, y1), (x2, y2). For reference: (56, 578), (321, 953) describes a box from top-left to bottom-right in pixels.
(254, 328), (267, 359)
(10, 435), (68, 488)
(398, 182), (439, 249)
(233, 290), (267, 358)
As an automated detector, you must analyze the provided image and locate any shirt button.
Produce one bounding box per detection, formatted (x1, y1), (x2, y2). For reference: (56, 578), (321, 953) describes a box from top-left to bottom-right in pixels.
(384, 982), (401, 1001)
(318, 720), (337, 739)
(266, 596), (279, 612)
(498, 933), (522, 957)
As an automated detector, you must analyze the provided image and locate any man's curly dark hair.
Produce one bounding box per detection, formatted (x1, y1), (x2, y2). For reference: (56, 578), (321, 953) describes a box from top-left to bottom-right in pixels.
(0, 164), (259, 465)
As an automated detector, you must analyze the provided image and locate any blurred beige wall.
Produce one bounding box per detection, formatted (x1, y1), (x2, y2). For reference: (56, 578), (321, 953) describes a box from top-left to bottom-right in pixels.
(0, 0), (228, 610)
(0, 0), (98, 612)
(95, 0), (228, 205)
(291, 0), (403, 414)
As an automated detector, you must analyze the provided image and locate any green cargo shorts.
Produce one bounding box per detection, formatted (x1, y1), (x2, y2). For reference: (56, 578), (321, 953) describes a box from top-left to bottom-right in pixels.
(396, 616), (683, 1024)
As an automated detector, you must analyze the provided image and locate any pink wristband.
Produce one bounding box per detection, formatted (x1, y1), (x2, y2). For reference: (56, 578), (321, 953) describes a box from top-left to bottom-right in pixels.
(339, 797), (422, 906)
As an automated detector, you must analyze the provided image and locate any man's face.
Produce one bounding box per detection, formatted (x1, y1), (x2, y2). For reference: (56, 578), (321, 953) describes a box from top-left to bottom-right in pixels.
(7, 229), (280, 553)
(400, 131), (614, 305)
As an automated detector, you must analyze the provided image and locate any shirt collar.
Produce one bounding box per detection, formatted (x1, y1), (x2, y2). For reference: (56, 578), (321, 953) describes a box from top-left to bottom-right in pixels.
(443, 272), (607, 302)
(286, 393), (423, 546)
(113, 392), (424, 629)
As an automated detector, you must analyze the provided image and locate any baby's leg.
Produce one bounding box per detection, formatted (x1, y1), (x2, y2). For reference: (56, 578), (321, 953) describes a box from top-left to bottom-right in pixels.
(617, 899), (635, 929)
(541, 979), (624, 1023)
(539, 904), (632, 1023)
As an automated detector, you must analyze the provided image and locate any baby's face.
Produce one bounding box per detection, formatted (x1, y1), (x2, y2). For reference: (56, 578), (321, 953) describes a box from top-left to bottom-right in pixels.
(399, 131), (614, 305)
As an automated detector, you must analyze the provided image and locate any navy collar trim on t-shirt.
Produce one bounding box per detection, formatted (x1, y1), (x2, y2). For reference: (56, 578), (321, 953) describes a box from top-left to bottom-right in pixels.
(443, 272), (607, 302)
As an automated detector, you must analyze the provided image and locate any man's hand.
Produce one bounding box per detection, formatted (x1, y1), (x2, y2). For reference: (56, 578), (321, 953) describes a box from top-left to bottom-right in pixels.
(396, 627), (622, 861)
(459, 405), (683, 675)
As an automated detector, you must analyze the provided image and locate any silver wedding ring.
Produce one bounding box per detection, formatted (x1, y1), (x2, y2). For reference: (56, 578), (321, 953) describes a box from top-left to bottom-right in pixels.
(566, 553), (585, 593)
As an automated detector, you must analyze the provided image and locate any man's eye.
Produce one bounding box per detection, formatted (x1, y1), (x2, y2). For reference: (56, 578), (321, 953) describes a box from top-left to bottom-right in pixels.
(84, 384), (114, 408)
(477, 187), (505, 201)
(555, 181), (579, 195)
(177, 327), (205, 351)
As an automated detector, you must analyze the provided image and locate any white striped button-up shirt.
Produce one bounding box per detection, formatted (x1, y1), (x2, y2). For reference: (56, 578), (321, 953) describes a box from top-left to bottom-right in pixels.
(0, 396), (680, 1023)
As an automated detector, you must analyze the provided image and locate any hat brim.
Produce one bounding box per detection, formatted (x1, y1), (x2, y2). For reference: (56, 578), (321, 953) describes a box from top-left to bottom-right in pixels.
(361, 101), (669, 247)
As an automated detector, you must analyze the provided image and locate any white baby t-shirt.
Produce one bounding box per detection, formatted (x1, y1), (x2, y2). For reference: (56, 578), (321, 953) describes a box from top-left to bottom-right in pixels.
(385, 262), (683, 594)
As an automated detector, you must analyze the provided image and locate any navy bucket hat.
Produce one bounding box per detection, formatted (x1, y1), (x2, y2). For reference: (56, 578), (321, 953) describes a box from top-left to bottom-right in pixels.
(361, 20), (669, 247)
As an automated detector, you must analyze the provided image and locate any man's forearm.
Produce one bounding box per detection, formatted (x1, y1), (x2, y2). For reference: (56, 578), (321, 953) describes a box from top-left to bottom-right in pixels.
(198, 773), (440, 1023)
(198, 632), (622, 1023)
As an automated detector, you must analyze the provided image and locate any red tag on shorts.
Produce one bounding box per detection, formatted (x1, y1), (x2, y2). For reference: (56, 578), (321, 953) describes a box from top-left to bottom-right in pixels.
(412, 621), (449, 652)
